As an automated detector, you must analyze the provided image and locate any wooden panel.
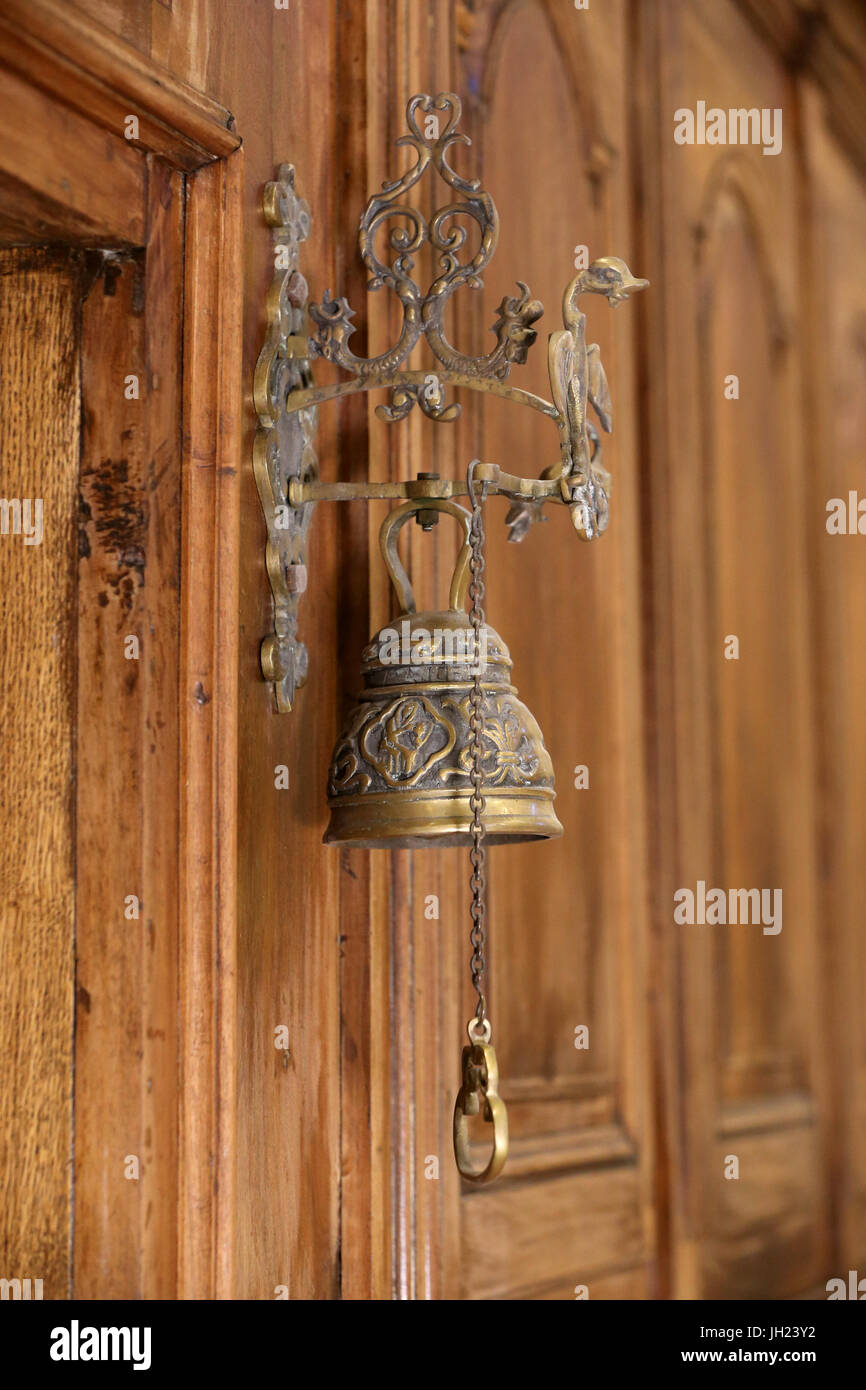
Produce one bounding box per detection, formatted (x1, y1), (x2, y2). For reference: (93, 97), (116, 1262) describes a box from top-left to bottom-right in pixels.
(1, 0), (860, 1306)
(38, 0), (351, 1303)
(735, 0), (866, 181)
(74, 164), (183, 1298)
(364, 0), (467, 1302)
(0, 23), (243, 1302)
(0, 65), (147, 245)
(0, 0), (344, 1303)
(330, 0), (387, 1302)
(0, 248), (79, 1300)
(707, 1124), (823, 1297)
(698, 187), (812, 1108)
(636, 0), (830, 1298)
(178, 150), (243, 1301)
(802, 81), (866, 1276)
(230, 0), (342, 1301)
(0, 0), (238, 169)
(456, 0), (652, 1299)
(463, 1166), (644, 1301)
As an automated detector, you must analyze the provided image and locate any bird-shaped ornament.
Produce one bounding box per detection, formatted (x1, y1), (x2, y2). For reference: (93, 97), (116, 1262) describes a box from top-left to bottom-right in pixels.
(547, 256), (648, 541)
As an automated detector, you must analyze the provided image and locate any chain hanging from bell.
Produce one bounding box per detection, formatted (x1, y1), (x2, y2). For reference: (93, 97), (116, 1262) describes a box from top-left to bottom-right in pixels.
(452, 460), (508, 1183)
(323, 459), (563, 1181)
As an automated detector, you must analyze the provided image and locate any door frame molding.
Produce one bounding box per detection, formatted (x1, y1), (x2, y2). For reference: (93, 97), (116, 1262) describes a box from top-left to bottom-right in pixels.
(0, 3), (243, 1299)
(0, 0), (238, 169)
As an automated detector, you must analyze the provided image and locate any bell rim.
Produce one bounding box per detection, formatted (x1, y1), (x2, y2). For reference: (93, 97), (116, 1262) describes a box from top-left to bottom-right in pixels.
(323, 786), (563, 849)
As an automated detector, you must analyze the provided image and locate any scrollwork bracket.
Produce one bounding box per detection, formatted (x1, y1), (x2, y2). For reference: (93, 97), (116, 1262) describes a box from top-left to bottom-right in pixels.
(253, 96), (648, 710)
(253, 163), (318, 712)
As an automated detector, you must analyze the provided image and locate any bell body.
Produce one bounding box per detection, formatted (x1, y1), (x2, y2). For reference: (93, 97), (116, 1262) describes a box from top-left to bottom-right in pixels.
(324, 608), (563, 848)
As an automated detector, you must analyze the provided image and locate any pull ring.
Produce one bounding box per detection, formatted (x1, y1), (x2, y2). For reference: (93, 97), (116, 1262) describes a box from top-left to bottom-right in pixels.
(378, 498), (472, 615)
(452, 1026), (509, 1185)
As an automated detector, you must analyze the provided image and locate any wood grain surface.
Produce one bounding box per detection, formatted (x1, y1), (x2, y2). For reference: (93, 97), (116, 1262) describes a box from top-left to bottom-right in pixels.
(74, 166), (184, 1299)
(0, 0), (864, 1302)
(0, 248), (79, 1299)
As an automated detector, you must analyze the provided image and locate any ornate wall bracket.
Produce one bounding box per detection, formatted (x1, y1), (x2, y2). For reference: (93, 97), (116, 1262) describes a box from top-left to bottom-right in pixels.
(253, 93), (647, 711)
(252, 164), (318, 711)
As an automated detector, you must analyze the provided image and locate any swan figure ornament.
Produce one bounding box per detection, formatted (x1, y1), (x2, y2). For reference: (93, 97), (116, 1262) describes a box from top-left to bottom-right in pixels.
(550, 256), (648, 540)
(507, 256), (648, 543)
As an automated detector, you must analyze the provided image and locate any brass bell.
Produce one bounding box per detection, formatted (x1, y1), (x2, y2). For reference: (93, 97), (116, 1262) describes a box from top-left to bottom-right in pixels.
(324, 497), (563, 848)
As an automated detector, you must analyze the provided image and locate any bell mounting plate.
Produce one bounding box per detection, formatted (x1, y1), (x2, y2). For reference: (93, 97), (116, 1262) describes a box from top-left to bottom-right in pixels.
(252, 164), (318, 712)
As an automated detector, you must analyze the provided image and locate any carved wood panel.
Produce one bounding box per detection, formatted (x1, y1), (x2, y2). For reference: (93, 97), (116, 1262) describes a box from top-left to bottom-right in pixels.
(638, 0), (833, 1298)
(803, 81), (866, 1280)
(453, 0), (653, 1300)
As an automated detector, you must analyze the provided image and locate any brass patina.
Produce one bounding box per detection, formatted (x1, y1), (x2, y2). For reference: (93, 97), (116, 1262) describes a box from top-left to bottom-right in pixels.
(323, 498), (562, 848)
(453, 1022), (508, 1185)
(253, 91), (647, 711)
(253, 91), (647, 1187)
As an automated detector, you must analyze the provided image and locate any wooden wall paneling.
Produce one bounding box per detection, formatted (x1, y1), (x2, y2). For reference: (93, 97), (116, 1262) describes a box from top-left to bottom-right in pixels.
(74, 161), (184, 1300)
(229, 0), (342, 1300)
(150, 0), (212, 96)
(178, 149), (243, 1301)
(735, 0), (866, 182)
(0, 0), (238, 170)
(630, 0), (689, 1303)
(456, 0), (653, 1299)
(346, 0), (460, 1302)
(0, 9), (244, 1301)
(316, 0), (472, 1299)
(380, 0), (468, 1304)
(462, 1167), (644, 1301)
(75, 248), (154, 1300)
(7, 0), (863, 1305)
(160, 0), (345, 1301)
(81, 0), (347, 1301)
(0, 248), (80, 1300)
(638, 0), (830, 1299)
(331, 0), (388, 1303)
(0, 0), (346, 1303)
(0, 65), (147, 246)
(801, 80), (866, 1280)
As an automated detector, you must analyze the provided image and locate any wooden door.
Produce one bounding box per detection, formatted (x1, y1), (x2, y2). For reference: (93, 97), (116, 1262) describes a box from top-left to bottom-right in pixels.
(0, 8), (242, 1299)
(0, 199), (190, 1301)
(802, 76), (866, 1287)
(0, 247), (80, 1299)
(452, 0), (653, 1300)
(635, 0), (866, 1298)
(2, 0), (866, 1304)
(305, 0), (654, 1299)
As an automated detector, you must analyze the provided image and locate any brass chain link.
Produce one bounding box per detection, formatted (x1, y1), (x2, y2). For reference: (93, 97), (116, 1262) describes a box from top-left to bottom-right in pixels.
(467, 462), (488, 1032)
(453, 461), (508, 1183)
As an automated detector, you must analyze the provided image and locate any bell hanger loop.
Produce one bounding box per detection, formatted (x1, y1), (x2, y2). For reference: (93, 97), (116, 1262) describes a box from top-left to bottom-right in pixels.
(378, 497), (473, 614)
(466, 457), (489, 511)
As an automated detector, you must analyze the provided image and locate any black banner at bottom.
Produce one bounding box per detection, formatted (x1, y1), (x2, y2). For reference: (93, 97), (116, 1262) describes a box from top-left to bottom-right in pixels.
(1, 1296), (861, 1376)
